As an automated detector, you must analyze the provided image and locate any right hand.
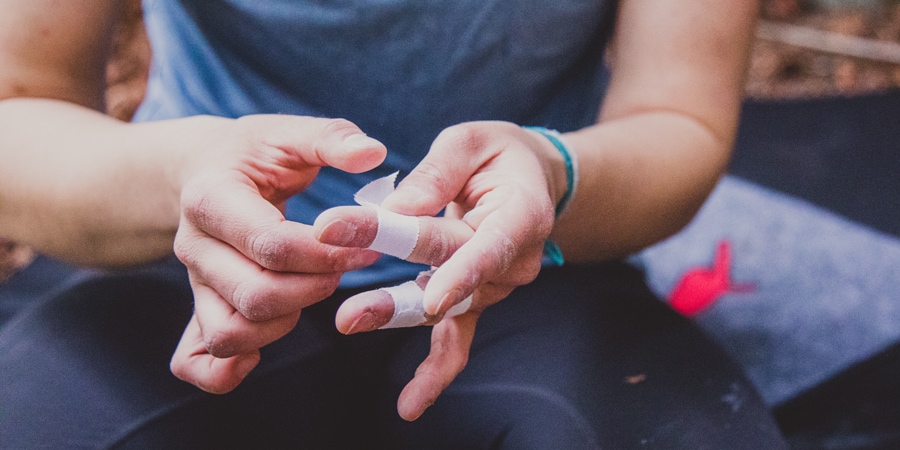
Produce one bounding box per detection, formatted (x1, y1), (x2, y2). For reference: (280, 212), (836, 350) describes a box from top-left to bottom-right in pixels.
(169, 114), (386, 394)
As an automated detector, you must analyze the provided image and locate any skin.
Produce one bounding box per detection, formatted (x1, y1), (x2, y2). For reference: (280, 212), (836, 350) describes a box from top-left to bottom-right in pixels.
(0, 0), (758, 423)
(317, 0), (760, 420)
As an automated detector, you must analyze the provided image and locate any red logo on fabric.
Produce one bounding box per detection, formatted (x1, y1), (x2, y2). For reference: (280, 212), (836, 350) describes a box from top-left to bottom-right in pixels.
(669, 240), (754, 316)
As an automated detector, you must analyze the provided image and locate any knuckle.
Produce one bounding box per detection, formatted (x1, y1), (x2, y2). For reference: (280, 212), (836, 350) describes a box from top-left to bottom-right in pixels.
(180, 179), (217, 227)
(233, 115), (267, 139)
(232, 279), (276, 322)
(234, 116), (278, 153)
(322, 245), (353, 272)
(201, 381), (235, 396)
(181, 181), (211, 221)
(429, 340), (470, 377)
(248, 228), (291, 270)
(412, 159), (453, 197)
(512, 257), (542, 286)
(523, 257), (542, 282)
(233, 114), (261, 128)
(204, 327), (240, 358)
(172, 232), (198, 266)
(437, 123), (490, 153)
(447, 343), (471, 375)
(169, 356), (189, 382)
(537, 211), (556, 238)
(484, 229), (517, 275)
(421, 225), (457, 265)
(270, 312), (302, 340)
(313, 273), (342, 299)
(321, 118), (360, 140)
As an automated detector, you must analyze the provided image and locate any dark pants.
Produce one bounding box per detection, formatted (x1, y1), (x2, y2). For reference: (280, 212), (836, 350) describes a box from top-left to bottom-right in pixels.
(0, 257), (786, 449)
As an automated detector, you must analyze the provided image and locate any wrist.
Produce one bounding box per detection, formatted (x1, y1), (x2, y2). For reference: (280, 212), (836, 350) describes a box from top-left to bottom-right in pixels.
(523, 126), (578, 218)
(126, 115), (232, 225)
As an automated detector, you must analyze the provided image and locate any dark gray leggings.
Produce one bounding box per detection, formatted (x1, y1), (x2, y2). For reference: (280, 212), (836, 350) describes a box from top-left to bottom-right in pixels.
(0, 257), (786, 449)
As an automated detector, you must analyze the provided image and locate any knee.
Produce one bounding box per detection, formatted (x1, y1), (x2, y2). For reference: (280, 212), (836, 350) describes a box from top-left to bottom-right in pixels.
(404, 384), (602, 450)
(488, 386), (601, 450)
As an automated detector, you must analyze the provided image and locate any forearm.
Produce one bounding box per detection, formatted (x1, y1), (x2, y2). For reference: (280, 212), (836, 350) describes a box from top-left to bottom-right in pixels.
(0, 98), (214, 267)
(552, 112), (730, 262)
(550, 0), (757, 263)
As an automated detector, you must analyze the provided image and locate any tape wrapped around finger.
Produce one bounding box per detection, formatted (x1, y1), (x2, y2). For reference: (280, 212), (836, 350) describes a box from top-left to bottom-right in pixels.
(379, 271), (474, 329)
(354, 172), (420, 260)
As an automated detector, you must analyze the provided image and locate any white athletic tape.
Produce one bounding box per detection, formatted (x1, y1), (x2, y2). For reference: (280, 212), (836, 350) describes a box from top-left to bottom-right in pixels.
(378, 273), (474, 329)
(445, 293), (474, 317)
(380, 281), (428, 329)
(369, 209), (419, 259)
(354, 172), (420, 260)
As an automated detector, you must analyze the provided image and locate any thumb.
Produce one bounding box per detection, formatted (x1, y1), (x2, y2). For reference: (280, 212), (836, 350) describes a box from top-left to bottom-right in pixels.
(380, 125), (490, 216)
(247, 115), (387, 174)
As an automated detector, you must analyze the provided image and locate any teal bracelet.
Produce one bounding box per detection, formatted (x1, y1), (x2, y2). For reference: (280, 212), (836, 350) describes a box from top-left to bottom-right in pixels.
(541, 240), (565, 267)
(524, 126), (577, 217)
(525, 126), (578, 268)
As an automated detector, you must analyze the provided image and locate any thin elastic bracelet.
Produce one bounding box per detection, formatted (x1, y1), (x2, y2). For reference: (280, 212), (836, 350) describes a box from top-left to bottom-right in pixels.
(525, 126), (578, 267)
(524, 126), (578, 217)
(541, 240), (565, 267)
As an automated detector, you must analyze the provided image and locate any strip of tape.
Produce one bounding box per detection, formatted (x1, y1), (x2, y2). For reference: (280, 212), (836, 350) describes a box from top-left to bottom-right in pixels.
(354, 172), (419, 260)
(379, 272), (474, 329)
(380, 281), (429, 328)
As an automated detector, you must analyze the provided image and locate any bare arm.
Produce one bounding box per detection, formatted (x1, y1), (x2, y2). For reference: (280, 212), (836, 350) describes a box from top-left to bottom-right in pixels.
(553, 0), (759, 261)
(1, 0), (390, 396)
(0, 98), (217, 266)
(313, 0), (760, 421)
(0, 0), (189, 266)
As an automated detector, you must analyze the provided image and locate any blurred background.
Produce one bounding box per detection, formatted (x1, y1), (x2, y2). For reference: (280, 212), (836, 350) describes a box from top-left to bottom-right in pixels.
(640, 1), (900, 449)
(0, 1), (898, 447)
(751, 0), (900, 98)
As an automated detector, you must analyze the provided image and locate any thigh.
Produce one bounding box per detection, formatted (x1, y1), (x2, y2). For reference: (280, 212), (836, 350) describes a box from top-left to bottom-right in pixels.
(0, 258), (196, 448)
(382, 262), (788, 449)
(0, 257), (377, 449)
(0, 255), (78, 325)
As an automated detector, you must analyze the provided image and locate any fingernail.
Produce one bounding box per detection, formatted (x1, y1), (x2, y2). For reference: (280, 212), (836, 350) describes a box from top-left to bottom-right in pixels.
(343, 133), (382, 152)
(432, 289), (463, 316)
(318, 218), (357, 246)
(418, 399), (435, 417)
(381, 187), (426, 212)
(347, 311), (379, 334)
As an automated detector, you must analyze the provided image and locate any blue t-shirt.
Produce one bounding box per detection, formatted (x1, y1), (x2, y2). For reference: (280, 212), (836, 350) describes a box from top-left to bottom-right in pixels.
(135, 0), (615, 286)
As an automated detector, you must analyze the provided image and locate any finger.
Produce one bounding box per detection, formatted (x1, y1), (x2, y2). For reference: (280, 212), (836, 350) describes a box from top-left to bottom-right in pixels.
(314, 205), (474, 267)
(193, 282), (303, 357)
(379, 123), (505, 216)
(397, 312), (478, 421)
(180, 175), (381, 273)
(335, 271), (473, 333)
(334, 289), (396, 334)
(170, 314), (261, 394)
(239, 115), (387, 175)
(423, 195), (547, 316)
(177, 227), (348, 321)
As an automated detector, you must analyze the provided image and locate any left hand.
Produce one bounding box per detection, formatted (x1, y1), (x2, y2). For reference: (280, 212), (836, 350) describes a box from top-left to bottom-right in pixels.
(313, 121), (568, 420)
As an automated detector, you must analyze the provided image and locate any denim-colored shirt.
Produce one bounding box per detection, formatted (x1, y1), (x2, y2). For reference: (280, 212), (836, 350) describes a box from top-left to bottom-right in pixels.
(136, 0), (615, 286)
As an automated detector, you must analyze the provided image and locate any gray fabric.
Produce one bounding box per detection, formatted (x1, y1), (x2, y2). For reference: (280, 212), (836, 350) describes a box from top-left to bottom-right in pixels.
(638, 175), (900, 405)
(135, 0), (615, 287)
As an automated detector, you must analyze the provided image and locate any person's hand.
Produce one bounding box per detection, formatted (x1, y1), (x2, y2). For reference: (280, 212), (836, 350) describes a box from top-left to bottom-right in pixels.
(313, 121), (568, 420)
(169, 114), (386, 394)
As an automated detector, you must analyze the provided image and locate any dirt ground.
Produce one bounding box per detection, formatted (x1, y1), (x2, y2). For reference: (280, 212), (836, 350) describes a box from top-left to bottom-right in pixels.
(1, 0), (899, 282)
(750, 0), (900, 98)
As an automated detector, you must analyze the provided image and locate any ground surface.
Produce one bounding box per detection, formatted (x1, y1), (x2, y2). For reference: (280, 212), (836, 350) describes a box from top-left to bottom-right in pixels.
(751, 0), (900, 98)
